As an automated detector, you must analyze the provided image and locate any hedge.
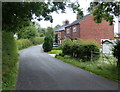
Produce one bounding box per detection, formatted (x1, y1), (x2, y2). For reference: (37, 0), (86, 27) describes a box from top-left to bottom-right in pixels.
(62, 38), (100, 61)
(2, 31), (18, 90)
(16, 39), (32, 50)
(16, 37), (44, 50)
(30, 37), (44, 45)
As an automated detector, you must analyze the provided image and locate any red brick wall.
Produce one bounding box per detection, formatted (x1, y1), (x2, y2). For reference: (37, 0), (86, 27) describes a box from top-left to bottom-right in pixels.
(65, 26), (72, 38)
(80, 15), (114, 45)
(71, 24), (80, 38)
(61, 30), (65, 40)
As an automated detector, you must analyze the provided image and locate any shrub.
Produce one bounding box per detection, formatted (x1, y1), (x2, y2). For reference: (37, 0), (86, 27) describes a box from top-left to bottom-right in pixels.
(2, 31), (18, 90)
(30, 37), (44, 45)
(62, 38), (100, 61)
(112, 40), (120, 67)
(16, 39), (32, 50)
(62, 38), (73, 56)
(43, 35), (53, 52)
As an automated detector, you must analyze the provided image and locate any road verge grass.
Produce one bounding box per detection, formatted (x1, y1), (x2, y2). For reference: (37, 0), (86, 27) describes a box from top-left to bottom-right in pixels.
(48, 50), (62, 55)
(56, 55), (119, 82)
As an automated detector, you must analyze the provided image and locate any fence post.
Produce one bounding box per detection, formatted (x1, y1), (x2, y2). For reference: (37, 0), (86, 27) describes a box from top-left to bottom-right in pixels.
(91, 50), (92, 61)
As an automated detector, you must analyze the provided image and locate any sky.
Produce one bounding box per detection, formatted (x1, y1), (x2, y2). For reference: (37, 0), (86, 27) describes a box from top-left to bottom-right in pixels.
(33, 0), (92, 28)
(32, 0), (119, 34)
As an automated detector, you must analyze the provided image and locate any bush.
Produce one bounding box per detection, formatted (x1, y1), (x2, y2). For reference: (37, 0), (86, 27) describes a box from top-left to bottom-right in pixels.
(2, 31), (18, 90)
(16, 39), (32, 50)
(62, 38), (73, 56)
(43, 35), (53, 52)
(62, 38), (100, 61)
(30, 37), (44, 45)
(112, 40), (120, 67)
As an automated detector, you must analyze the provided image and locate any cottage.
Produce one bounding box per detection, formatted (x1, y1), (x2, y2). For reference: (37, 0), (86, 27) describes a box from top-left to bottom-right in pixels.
(54, 20), (69, 44)
(64, 14), (114, 45)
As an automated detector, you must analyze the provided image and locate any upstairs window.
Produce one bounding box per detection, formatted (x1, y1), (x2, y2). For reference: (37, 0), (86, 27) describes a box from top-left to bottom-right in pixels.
(66, 28), (70, 34)
(73, 27), (77, 32)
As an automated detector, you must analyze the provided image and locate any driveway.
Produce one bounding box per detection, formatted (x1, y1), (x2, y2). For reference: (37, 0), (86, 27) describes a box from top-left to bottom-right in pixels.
(16, 45), (118, 90)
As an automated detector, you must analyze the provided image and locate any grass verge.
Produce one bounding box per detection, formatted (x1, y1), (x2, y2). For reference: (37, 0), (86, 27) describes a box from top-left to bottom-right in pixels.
(48, 50), (62, 55)
(56, 55), (119, 82)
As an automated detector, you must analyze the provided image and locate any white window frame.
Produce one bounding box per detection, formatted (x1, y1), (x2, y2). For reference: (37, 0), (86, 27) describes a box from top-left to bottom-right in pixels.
(66, 28), (70, 34)
(73, 27), (77, 32)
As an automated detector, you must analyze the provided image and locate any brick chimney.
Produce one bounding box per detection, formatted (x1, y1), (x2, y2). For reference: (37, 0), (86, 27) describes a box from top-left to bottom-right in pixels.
(64, 20), (69, 25)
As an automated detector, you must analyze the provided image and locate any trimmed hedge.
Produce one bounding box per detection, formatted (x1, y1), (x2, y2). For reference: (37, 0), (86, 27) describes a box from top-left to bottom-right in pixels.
(16, 37), (44, 50)
(16, 39), (32, 50)
(62, 38), (100, 61)
(2, 31), (18, 90)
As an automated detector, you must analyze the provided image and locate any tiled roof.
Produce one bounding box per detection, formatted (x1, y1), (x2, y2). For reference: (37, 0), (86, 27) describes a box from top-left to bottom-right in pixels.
(54, 25), (68, 32)
(66, 14), (91, 27)
(54, 14), (91, 32)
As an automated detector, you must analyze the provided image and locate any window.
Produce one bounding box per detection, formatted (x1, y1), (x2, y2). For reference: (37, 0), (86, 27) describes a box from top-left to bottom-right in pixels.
(73, 27), (77, 32)
(66, 28), (70, 34)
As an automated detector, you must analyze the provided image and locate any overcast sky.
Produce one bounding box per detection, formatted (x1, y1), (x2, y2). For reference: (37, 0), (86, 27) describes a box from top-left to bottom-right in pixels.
(33, 0), (92, 28)
(32, 0), (118, 33)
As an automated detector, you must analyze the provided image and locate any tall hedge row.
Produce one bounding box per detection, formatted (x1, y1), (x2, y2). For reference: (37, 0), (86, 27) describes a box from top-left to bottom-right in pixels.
(16, 37), (44, 50)
(2, 31), (18, 90)
(62, 39), (100, 61)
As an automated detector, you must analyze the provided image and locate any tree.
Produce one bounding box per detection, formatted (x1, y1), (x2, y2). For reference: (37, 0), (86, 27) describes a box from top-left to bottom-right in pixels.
(2, 2), (83, 32)
(17, 23), (37, 39)
(88, 2), (120, 25)
(46, 27), (54, 37)
(55, 34), (58, 43)
(43, 35), (53, 52)
(112, 40), (120, 68)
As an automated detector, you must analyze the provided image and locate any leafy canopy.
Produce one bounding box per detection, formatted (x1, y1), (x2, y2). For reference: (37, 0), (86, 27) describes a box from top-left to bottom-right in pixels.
(2, 2), (83, 32)
(88, 2), (120, 25)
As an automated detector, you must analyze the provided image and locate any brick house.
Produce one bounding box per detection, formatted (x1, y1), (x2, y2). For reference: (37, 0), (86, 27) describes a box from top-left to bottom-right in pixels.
(54, 20), (69, 44)
(54, 25), (68, 44)
(64, 14), (114, 45)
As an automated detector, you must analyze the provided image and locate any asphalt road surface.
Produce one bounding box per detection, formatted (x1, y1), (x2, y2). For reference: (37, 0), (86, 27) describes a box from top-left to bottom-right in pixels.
(16, 45), (118, 90)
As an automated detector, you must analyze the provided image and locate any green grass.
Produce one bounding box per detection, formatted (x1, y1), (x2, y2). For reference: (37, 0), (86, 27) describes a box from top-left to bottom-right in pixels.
(48, 50), (62, 55)
(56, 55), (119, 82)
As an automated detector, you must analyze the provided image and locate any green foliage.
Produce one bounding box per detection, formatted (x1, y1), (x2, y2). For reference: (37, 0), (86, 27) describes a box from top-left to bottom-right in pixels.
(46, 27), (54, 37)
(56, 55), (119, 81)
(16, 37), (44, 50)
(16, 39), (32, 50)
(112, 40), (120, 67)
(55, 34), (58, 43)
(62, 38), (100, 61)
(43, 35), (53, 52)
(17, 23), (37, 39)
(88, 2), (120, 25)
(52, 46), (62, 50)
(37, 27), (46, 37)
(30, 37), (44, 45)
(2, 31), (18, 90)
(62, 39), (73, 56)
(3, 2), (83, 32)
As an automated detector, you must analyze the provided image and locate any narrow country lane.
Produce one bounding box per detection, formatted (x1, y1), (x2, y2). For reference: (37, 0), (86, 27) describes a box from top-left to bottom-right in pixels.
(15, 45), (118, 90)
